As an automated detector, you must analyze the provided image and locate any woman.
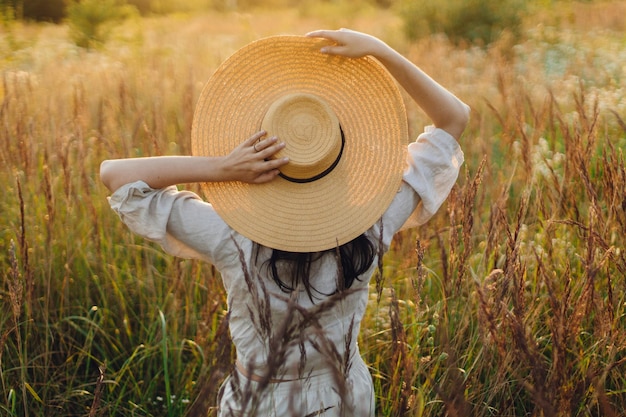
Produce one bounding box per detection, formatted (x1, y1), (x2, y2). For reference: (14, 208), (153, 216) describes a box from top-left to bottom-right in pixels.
(101, 29), (469, 416)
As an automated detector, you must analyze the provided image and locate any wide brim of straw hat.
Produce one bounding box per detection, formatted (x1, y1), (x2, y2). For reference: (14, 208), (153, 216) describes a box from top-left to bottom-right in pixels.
(191, 35), (408, 252)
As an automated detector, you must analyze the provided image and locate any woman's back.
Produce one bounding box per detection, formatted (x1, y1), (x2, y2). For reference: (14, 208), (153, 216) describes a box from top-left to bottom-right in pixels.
(225, 239), (375, 380)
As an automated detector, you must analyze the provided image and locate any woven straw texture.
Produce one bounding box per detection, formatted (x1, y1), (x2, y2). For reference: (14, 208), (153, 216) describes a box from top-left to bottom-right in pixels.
(191, 35), (408, 252)
(261, 93), (342, 180)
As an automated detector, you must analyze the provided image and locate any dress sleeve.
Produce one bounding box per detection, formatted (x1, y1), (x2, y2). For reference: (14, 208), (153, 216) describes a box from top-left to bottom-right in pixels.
(372, 126), (464, 250)
(108, 180), (239, 268)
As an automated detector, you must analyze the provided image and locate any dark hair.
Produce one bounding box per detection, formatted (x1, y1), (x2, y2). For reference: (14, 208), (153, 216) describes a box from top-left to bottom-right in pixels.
(255, 234), (377, 302)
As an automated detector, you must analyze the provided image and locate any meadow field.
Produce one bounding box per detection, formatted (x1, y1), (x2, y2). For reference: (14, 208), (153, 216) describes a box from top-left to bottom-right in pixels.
(1, 1), (626, 416)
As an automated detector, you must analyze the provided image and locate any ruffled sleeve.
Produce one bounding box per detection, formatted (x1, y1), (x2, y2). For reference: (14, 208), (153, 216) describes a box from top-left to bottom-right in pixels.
(372, 126), (464, 250)
(108, 181), (240, 269)
(404, 126), (464, 223)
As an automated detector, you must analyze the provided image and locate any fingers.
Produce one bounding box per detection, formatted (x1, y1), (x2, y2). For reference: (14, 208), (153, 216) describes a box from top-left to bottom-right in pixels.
(256, 140), (289, 183)
(252, 135), (278, 152)
(250, 157), (288, 184)
(243, 130), (267, 147)
(305, 29), (349, 40)
(319, 45), (348, 56)
(264, 155), (289, 170)
(305, 29), (371, 58)
(247, 131), (284, 155)
(234, 131), (290, 183)
(305, 29), (330, 38)
(253, 169), (281, 184)
(251, 135), (287, 159)
(305, 29), (343, 50)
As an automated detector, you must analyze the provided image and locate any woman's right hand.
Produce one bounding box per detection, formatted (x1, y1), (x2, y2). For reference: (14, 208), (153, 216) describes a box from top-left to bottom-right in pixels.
(220, 130), (289, 184)
(100, 131), (289, 192)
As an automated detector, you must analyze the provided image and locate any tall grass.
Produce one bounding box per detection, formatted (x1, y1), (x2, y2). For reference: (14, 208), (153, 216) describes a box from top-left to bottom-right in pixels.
(1, 3), (625, 416)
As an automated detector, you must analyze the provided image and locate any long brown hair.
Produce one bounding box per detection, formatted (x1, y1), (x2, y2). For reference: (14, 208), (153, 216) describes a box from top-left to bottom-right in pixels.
(255, 234), (377, 302)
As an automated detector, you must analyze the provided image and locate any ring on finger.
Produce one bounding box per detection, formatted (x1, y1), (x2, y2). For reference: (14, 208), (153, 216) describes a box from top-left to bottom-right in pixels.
(253, 142), (259, 152)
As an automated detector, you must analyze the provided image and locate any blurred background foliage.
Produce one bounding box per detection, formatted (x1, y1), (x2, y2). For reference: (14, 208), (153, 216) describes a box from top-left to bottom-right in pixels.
(0, 0), (598, 47)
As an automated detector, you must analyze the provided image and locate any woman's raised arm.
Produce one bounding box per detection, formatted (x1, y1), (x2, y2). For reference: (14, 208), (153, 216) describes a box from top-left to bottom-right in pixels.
(306, 29), (470, 140)
(100, 131), (288, 192)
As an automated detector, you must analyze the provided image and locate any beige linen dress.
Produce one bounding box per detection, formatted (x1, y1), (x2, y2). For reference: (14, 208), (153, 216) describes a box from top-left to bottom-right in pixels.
(109, 127), (464, 417)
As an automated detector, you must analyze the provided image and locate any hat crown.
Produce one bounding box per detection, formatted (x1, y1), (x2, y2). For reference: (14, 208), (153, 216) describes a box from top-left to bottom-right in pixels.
(262, 93), (342, 181)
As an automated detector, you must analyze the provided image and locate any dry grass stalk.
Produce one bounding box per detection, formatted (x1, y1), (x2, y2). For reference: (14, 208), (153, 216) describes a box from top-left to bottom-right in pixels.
(388, 287), (415, 415)
(7, 240), (23, 331)
(455, 156), (486, 292)
(470, 78), (626, 415)
(374, 219), (385, 303)
(88, 363), (106, 417)
(7, 238), (29, 417)
(411, 239), (426, 308)
(15, 177), (33, 315)
(187, 312), (232, 417)
(430, 317), (472, 417)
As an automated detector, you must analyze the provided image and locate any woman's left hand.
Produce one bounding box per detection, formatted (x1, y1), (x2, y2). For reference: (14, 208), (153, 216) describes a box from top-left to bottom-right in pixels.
(305, 28), (386, 59)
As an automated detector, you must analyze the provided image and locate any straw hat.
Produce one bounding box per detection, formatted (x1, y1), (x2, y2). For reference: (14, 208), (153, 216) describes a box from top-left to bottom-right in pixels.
(191, 35), (408, 252)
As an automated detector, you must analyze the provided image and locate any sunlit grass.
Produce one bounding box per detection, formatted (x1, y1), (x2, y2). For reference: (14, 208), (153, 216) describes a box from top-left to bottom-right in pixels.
(1, 2), (626, 416)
